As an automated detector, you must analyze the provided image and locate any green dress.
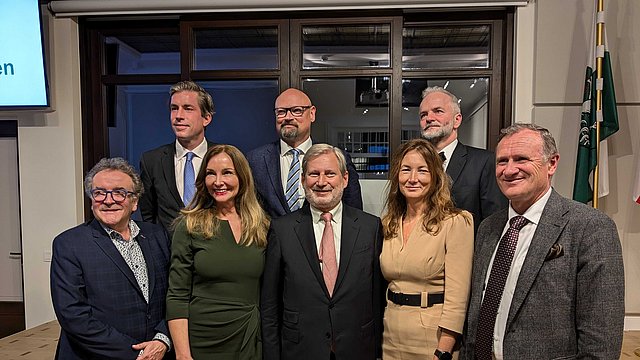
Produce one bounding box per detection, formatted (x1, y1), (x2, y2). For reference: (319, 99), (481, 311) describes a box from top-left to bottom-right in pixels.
(167, 220), (265, 360)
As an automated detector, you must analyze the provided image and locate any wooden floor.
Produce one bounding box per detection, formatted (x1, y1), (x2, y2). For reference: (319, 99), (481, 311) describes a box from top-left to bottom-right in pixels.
(0, 320), (639, 359)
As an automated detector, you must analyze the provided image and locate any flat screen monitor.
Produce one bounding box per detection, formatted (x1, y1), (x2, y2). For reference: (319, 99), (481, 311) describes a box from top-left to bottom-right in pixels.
(0, 0), (49, 108)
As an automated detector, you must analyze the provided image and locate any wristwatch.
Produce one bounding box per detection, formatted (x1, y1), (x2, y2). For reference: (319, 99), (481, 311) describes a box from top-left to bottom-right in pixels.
(434, 349), (453, 360)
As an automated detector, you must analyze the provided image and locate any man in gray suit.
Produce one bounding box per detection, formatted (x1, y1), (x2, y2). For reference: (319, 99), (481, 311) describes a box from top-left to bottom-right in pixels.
(462, 123), (624, 360)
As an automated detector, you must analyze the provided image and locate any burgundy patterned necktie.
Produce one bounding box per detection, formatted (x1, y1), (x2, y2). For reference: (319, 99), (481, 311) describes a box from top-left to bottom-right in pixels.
(475, 215), (529, 360)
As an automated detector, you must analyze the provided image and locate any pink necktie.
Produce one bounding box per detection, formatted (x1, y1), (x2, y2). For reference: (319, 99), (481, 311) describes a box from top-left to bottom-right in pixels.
(319, 212), (338, 296)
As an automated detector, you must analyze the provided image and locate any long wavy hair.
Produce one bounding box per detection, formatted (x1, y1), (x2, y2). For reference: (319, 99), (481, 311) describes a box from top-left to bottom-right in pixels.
(177, 144), (269, 247)
(382, 139), (469, 239)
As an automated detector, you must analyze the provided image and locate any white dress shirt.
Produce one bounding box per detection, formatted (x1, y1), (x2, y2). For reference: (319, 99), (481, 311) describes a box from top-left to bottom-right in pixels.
(279, 137), (312, 209)
(439, 139), (458, 170)
(174, 138), (208, 200)
(310, 202), (343, 269)
(482, 187), (552, 359)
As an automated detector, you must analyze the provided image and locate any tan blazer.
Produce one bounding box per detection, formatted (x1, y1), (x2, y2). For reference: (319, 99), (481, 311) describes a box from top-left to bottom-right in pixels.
(381, 211), (473, 359)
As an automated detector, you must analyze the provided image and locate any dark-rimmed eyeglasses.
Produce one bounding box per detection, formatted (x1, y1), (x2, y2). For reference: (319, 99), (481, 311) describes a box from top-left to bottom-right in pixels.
(90, 188), (136, 203)
(274, 106), (312, 118)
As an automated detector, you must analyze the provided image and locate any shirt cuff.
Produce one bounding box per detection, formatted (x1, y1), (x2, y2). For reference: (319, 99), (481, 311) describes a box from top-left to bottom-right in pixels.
(153, 332), (172, 351)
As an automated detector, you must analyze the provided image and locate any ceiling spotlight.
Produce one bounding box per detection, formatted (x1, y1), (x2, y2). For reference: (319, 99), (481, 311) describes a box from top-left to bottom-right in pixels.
(469, 78), (478, 89)
(443, 80), (450, 89)
(403, 107), (409, 111)
(363, 108), (369, 115)
(458, 98), (462, 104)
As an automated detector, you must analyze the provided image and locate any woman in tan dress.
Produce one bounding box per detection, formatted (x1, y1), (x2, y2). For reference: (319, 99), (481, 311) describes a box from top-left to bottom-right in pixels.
(381, 138), (473, 360)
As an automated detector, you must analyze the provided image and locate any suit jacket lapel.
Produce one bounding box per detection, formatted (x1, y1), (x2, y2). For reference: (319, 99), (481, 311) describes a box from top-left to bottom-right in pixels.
(293, 206), (327, 294)
(265, 142), (289, 212)
(506, 190), (568, 329)
(334, 205), (359, 296)
(137, 228), (156, 300)
(446, 142), (467, 186)
(90, 220), (145, 298)
(161, 145), (184, 207)
(476, 210), (508, 294)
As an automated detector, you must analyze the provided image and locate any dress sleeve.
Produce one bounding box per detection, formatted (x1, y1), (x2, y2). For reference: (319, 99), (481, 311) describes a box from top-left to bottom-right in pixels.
(166, 220), (194, 320)
(439, 211), (474, 334)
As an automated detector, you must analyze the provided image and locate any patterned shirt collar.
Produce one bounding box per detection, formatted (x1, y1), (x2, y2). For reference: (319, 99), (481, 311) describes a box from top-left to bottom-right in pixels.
(100, 220), (140, 241)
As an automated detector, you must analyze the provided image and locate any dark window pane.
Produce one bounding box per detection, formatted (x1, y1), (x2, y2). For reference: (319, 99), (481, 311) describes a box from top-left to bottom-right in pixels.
(104, 35), (180, 75)
(198, 80), (280, 152)
(302, 24), (390, 69)
(403, 25), (490, 70)
(108, 84), (174, 166)
(109, 80), (279, 170)
(194, 28), (279, 70)
(303, 77), (389, 179)
(402, 78), (489, 149)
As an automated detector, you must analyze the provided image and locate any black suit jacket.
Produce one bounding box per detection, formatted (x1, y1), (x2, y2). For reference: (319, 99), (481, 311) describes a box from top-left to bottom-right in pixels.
(50, 219), (173, 360)
(246, 141), (363, 219)
(446, 142), (507, 234)
(461, 190), (624, 359)
(139, 141), (213, 230)
(260, 204), (384, 360)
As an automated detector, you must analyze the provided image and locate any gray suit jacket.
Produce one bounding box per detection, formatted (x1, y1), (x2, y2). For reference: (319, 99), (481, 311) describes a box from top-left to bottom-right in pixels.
(461, 190), (624, 360)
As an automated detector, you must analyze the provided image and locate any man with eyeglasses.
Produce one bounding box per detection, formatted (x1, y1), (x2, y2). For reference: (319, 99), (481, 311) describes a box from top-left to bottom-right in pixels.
(139, 80), (215, 231)
(51, 158), (173, 360)
(247, 88), (363, 218)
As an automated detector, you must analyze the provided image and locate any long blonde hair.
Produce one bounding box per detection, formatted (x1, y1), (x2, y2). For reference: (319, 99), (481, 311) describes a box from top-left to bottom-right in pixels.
(382, 139), (469, 239)
(177, 145), (269, 247)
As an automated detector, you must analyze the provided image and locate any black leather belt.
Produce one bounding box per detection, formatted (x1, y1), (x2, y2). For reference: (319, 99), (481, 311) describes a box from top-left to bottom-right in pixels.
(387, 289), (444, 308)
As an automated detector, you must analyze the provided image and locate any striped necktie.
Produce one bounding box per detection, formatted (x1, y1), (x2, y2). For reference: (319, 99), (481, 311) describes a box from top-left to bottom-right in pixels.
(285, 148), (301, 211)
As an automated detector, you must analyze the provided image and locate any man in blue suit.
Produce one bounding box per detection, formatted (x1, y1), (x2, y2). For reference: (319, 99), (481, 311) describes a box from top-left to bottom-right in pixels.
(51, 158), (173, 360)
(247, 88), (363, 218)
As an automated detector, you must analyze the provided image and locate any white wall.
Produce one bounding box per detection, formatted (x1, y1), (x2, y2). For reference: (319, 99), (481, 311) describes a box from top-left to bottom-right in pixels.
(514, 0), (640, 327)
(0, 11), (84, 327)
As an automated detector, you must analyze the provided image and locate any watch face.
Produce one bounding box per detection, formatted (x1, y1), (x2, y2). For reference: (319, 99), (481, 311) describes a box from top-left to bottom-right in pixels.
(440, 352), (453, 360)
(435, 350), (453, 360)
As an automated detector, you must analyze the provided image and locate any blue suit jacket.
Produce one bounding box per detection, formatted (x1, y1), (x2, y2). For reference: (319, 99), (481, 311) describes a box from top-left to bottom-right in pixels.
(246, 141), (363, 218)
(51, 219), (172, 360)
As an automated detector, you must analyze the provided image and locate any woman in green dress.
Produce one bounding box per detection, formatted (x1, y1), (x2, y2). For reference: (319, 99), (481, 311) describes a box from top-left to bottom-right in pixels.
(167, 144), (269, 360)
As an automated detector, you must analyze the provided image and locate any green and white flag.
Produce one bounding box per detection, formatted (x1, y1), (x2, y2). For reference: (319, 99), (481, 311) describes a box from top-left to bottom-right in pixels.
(573, 7), (619, 204)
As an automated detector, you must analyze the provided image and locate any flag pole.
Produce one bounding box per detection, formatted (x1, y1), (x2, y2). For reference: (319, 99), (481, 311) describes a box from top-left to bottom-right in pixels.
(592, 0), (604, 208)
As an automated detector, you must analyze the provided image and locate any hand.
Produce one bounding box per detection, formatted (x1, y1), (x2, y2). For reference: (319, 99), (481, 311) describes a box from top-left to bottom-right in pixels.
(132, 340), (168, 360)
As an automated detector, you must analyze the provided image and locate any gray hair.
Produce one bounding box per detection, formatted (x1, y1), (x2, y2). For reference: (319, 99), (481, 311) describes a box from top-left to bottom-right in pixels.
(302, 144), (348, 176)
(84, 157), (143, 198)
(421, 86), (461, 115)
(498, 123), (558, 161)
(170, 80), (215, 118)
